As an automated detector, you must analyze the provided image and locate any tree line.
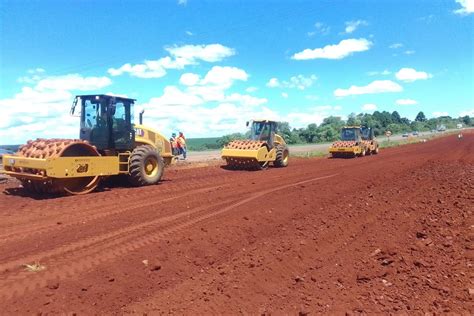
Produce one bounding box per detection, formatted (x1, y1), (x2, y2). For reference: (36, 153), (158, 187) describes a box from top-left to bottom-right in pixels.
(217, 111), (473, 146)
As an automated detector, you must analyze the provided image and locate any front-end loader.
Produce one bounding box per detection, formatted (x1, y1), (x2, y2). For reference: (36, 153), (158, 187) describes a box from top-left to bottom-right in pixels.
(2, 95), (176, 195)
(329, 126), (379, 158)
(221, 120), (289, 170)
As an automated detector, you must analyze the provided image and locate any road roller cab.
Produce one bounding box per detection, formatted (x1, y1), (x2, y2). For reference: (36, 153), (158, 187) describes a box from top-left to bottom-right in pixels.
(71, 95), (136, 151)
(221, 120), (289, 170)
(1, 95), (176, 195)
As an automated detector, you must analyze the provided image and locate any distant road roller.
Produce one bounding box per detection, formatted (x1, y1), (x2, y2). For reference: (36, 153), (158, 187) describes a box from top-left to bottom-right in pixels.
(2, 95), (176, 195)
(221, 120), (289, 170)
(329, 126), (379, 158)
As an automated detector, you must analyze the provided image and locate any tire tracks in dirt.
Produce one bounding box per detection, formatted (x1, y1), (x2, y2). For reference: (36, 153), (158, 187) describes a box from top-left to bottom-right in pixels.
(0, 173), (337, 301)
(0, 175), (232, 229)
(0, 182), (229, 245)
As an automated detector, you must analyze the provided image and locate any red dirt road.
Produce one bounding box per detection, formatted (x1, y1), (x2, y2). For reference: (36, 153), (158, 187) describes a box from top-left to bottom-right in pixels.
(0, 133), (472, 314)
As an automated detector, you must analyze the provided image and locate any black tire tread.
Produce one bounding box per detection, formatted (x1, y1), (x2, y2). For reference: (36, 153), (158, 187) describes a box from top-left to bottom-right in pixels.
(274, 144), (289, 167)
(128, 145), (164, 186)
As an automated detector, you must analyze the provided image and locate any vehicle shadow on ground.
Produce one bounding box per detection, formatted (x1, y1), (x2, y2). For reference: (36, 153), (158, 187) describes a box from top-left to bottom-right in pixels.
(3, 187), (65, 200)
(2, 178), (172, 200)
(219, 165), (269, 172)
(101, 176), (172, 189)
(328, 156), (358, 159)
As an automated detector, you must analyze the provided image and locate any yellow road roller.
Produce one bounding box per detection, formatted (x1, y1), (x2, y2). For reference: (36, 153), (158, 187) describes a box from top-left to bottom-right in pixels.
(221, 120), (289, 170)
(329, 126), (379, 158)
(2, 94), (176, 195)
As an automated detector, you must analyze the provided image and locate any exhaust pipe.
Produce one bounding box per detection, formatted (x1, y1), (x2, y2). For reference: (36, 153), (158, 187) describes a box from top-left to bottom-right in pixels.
(139, 110), (144, 125)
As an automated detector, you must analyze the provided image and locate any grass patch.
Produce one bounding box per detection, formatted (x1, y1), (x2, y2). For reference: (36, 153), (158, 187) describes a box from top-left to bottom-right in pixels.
(380, 136), (431, 149)
(291, 150), (328, 158)
(186, 137), (221, 151)
(23, 262), (46, 272)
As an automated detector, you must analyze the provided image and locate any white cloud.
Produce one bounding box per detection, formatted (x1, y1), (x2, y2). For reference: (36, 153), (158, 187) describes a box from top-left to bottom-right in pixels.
(284, 105), (342, 127)
(180, 73), (200, 86)
(266, 74), (317, 90)
(367, 70), (391, 76)
(35, 74), (112, 91)
(292, 38), (372, 60)
(166, 44), (235, 63)
(266, 78), (280, 88)
(395, 68), (433, 82)
(334, 80), (403, 97)
(201, 66), (248, 87)
(145, 66), (253, 110)
(142, 84), (270, 136)
(281, 92), (288, 98)
(137, 66), (342, 137)
(225, 93), (267, 107)
(108, 44), (235, 78)
(147, 86), (204, 107)
(108, 60), (167, 78)
(396, 99), (418, 105)
(454, 0), (474, 15)
(344, 20), (368, 34)
(432, 111), (449, 117)
(0, 71), (115, 143)
(178, 0), (187, 6)
(362, 103), (377, 111)
(245, 86), (258, 93)
(404, 50), (416, 55)
(307, 22), (330, 37)
(177, 66), (248, 102)
(141, 95), (272, 137)
(185, 30), (193, 36)
(28, 68), (45, 74)
(389, 43), (403, 49)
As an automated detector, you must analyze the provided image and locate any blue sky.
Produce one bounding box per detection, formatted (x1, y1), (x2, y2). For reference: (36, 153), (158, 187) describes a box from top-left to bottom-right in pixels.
(0, 0), (473, 144)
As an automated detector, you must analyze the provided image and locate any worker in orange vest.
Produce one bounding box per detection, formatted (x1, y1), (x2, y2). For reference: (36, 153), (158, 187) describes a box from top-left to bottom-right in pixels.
(169, 133), (179, 155)
(177, 132), (187, 159)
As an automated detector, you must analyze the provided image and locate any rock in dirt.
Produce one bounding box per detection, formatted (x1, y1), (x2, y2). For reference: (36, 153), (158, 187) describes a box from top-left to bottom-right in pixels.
(149, 264), (162, 272)
(370, 248), (382, 257)
(46, 282), (59, 290)
(416, 231), (428, 239)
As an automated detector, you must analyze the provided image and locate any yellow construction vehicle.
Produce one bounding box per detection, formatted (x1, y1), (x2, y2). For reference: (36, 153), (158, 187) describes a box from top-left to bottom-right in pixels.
(221, 120), (289, 169)
(329, 126), (379, 158)
(2, 95), (176, 195)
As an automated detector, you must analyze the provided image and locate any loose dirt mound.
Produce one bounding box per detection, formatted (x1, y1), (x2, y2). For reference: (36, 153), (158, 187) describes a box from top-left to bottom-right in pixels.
(0, 132), (472, 314)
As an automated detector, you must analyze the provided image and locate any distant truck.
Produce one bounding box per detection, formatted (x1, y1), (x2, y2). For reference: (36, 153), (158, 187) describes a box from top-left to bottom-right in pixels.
(329, 126), (379, 158)
(457, 123), (463, 129)
(437, 124), (446, 132)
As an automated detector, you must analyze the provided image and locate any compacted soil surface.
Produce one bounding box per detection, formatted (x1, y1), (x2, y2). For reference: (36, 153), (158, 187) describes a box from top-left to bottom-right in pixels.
(0, 132), (472, 314)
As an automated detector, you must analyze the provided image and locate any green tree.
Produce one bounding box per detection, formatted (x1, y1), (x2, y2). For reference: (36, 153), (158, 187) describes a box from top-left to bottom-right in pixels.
(299, 123), (319, 143)
(415, 111), (427, 122)
(276, 122), (302, 144)
(391, 111), (402, 123)
(347, 113), (361, 126)
(321, 116), (344, 128)
(461, 115), (472, 126)
(373, 111), (393, 127)
(217, 133), (245, 147)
